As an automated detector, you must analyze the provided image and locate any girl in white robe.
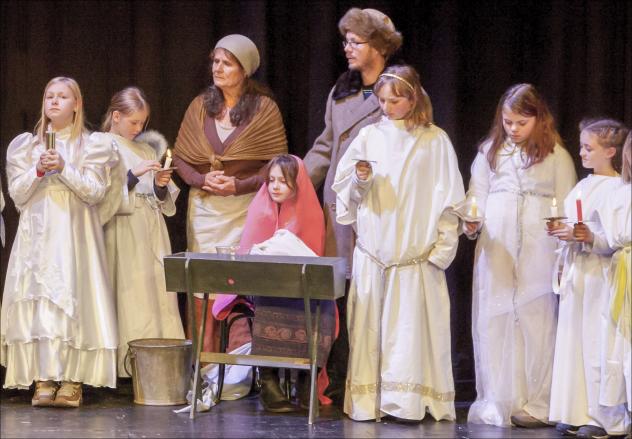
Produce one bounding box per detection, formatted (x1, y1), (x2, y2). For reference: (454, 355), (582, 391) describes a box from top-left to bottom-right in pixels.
(97, 87), (184, 377)
(595, 132), (631, 418)
(333, 65), (465, 422)
(464, 84), (577, 428)
(548, 119), (630, 438)
(1, 77), (118, 407)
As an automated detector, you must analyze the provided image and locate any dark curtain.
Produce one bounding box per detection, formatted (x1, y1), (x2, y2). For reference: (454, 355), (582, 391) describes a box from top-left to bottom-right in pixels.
(1, 0), (630, 400)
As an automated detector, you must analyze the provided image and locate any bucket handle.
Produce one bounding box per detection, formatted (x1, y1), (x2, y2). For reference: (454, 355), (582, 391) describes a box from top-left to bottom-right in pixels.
(124, 346), (135, 377)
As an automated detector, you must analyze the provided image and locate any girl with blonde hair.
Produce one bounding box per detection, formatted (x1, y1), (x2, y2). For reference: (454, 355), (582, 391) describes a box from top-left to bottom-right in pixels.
(548, 119), (630, 438)
(95, 86), (184, 378)
(333, 64), (465, 422)
(1, 77), (118, 407)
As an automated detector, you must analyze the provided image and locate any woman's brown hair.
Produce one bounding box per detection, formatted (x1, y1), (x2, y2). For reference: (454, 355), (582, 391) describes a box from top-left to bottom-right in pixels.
(481, 83), (562, 170)
(203, 48), (273, 127)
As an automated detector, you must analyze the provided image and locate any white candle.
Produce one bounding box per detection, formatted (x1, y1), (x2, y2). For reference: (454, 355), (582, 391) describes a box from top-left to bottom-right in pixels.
(469, 196), (478, 218)
(550, 197), (558, 218)
(163, 149), (172, 169)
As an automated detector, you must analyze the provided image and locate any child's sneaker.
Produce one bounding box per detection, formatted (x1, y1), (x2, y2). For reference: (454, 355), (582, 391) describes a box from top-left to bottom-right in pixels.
(53, 381), (82, 408)
(31, 381), (59, 407)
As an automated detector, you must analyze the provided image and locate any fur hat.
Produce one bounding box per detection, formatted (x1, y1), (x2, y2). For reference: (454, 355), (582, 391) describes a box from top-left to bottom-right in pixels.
(338, 8), (402, 59)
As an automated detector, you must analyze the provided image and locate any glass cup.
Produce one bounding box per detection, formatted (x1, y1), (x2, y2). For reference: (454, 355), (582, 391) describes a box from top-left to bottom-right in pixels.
(216, 245), (239, 260)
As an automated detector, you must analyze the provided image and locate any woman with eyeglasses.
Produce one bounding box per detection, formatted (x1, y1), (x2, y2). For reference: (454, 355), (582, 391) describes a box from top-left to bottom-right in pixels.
(303, 7), (403, 406)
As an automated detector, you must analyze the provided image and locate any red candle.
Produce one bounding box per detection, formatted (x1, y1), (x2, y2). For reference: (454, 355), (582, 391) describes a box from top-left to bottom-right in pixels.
(575, 191), (583, 223)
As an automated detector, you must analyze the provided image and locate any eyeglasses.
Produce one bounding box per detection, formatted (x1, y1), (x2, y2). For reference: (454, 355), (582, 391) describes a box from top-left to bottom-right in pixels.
(342, 40), (368, 49)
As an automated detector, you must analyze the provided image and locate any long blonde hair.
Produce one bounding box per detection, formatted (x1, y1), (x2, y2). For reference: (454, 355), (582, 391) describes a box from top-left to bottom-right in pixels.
(101, 86), (150, 132)
(374, 65), (433, 131)
(35, 77), (86, 145)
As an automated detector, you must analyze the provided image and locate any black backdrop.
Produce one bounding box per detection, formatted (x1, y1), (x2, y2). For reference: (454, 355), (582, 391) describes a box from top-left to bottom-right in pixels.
(1, 0), (631, 399)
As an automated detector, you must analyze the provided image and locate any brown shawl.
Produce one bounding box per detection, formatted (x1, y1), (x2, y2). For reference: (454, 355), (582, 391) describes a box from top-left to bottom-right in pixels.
(174, 95), (287, 170)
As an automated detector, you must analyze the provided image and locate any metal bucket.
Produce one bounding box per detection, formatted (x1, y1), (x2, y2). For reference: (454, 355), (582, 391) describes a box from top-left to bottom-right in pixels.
(126, 338), (193, 406)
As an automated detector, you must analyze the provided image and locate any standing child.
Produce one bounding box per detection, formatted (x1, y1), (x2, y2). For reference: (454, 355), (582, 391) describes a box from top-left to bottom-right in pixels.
(548, 119), (630, 438)
(1, 77), (118, 407)
(333, 65), (465, 422)
(95, 86), (185, 377)
(597, 131), (631, 432)
(464, 83), (577, 428)
(595, 131), (632, 426)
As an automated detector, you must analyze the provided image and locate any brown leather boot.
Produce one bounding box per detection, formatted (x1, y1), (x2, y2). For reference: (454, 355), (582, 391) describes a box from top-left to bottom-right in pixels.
(258, 368), (297, 413)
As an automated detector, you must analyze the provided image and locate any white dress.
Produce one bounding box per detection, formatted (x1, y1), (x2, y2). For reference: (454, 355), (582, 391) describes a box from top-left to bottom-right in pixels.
(1, 127), (118, 388)
(594, 181), (631, 410)
(333, 118), (465, 422)
(549, 175), (631, 435)
(95, 131), (185, 377)
(466, 142), (577, 427)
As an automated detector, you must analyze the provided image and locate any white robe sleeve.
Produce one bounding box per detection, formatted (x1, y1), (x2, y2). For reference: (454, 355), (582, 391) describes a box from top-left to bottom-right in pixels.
(427, 131), (466, 269)
(58, 135), (116, 206)
(463, 150), (491, 238)
(6, 133), (43, 210)
(90, 132), (129, 224)
(331, 128), (372, 225)
(158, 180), (180, 217)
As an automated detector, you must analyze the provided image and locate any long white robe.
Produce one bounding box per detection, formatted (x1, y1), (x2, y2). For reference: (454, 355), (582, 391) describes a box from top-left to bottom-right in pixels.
(549, 175), (630, 435)
(1, 127), (118, 388)
(466, 142), (576, 426)
(333, 118), (465, 422)
(593, 181), (631, 410)
(95, 132), (185, 377)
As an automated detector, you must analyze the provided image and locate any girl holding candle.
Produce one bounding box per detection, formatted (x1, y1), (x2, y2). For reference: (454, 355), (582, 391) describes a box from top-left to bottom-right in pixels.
(547, 119), (630, 438)
(95, 86), (185, 377)
(1, 77), (118, 407)
(464, 84), (577, 428)
(333, 65), (465, 422)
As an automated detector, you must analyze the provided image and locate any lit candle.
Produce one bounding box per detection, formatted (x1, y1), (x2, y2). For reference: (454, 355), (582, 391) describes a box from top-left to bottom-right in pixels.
(469, 196), (478, 218)
(575, 191), (583, 223)
(550, 197), (558, 218)
(163, 149), (172, 169)
(46, 130), (55, 150)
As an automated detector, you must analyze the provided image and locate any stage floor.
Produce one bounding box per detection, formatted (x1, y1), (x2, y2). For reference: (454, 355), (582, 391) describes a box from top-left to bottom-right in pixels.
(1, 381), (566, 438)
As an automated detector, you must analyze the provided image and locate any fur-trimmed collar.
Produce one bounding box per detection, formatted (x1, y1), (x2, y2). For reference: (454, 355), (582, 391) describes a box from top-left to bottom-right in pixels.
(136, 130), (168, 159)
(332, 58), (403, 101)
(332, 70), (363, 100)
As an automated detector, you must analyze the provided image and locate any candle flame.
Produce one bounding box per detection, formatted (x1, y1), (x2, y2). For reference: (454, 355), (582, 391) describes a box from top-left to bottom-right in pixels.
(472, 196), (477, 204)
(166, 149), (172, 158)
(552, 197), (557, 207)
